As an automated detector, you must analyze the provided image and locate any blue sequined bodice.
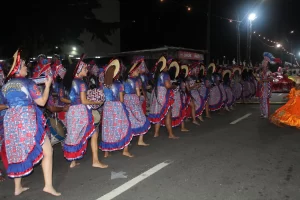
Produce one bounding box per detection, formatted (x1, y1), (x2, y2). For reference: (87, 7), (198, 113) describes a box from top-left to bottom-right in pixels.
(2, 78), (40, 107)
(69, 78), (86, 105)
(124, 77), (138, 94)
(103, 81), (123, 101)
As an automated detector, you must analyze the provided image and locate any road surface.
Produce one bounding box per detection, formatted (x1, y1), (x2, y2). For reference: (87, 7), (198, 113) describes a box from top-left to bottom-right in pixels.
(1, 103), (299, 200)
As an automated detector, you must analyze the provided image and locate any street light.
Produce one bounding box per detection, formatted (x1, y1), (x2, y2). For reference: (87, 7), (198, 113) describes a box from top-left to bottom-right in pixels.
(55, 46), (58, 49)
(291, 30), (294, 34)
(248, 13), (257, 21)
(247, 13), (256, 65)
(276, 44), (281, 48)
(298, 52), (300, 56)
(72, 47), (77, 51)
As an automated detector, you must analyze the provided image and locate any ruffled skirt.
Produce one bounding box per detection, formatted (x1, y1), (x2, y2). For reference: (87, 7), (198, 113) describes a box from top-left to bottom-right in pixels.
(64, 104), (95, 161)
(148, 87), (174, 124)
(4, 105), (46, 178)
(124, 94), (151, 136)
(100, 101), (133, 151)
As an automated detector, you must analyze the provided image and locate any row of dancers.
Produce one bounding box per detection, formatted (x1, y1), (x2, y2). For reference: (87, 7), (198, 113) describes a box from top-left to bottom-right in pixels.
(0, 50), (259, 196)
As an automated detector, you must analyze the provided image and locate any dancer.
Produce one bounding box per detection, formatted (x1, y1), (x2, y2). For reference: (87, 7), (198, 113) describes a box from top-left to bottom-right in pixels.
(0, 69), (7, 182)
(99, 59), (133, 157)
(232, 67), (243, 103)
(258, 55), (272, 119)
(63, 54), (108, 169)
(148, 56), (178, 139)
(123, 57), (151, 146)
(270, 78), (300, 128)
(161, 60), (189, 131)
(198, 64), (210, 119)
(241, 67), (251, 103)
(0, 64), (7, 182)
(186, 62), (205, 125)
(222, 69), (235, 110)
(139, 57), (150, 115)
(180, 64), (192, 127)
(208, 63), (223, 112)
(2, 50), (60, 196)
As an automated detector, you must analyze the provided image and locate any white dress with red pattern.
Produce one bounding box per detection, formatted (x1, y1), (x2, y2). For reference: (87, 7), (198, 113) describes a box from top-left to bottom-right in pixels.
(64, 78), (95, 161)
(123, 77), (151, 136)
(148, 72), (174, 124)
(187, 76), (205, 117)
(2, 78), (46, 178)
(100, 81), (133, 151)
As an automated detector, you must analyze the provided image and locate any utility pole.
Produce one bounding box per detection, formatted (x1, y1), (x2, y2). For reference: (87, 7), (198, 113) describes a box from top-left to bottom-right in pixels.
(236, 13), (241, 65)
(206, 0), (211, 66)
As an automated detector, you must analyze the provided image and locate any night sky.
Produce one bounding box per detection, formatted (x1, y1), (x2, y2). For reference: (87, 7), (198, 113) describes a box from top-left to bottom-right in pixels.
(120, 0), (300, 64)
(1, 0), (299, 64)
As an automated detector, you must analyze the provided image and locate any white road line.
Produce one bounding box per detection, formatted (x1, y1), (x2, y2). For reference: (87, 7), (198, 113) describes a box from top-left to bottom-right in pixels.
(278, 93), (282, 96)
(96, 160), (172, 200)
(230, 113), (252, 125)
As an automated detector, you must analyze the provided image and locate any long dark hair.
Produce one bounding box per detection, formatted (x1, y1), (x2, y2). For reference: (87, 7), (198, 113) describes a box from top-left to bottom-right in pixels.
(104, 66), (115, 87)
(62, 62), (76, 95)
(168, 67), (177, 81)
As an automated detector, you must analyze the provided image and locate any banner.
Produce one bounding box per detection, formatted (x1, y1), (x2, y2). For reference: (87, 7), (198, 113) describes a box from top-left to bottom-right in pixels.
(178, 51), (204, 61)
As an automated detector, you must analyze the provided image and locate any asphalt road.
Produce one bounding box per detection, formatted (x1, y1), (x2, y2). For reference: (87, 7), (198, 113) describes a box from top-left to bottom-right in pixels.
(1, 103), (300, 200)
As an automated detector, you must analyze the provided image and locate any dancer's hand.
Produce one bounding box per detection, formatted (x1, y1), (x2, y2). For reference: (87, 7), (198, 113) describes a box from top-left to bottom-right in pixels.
(45, 76), (53, 88)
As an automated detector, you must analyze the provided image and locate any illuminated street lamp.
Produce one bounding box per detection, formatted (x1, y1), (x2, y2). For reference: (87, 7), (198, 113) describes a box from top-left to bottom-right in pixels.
(247, 13), (256, 65)
(72, 47), (77, 51)
(276, 44), (282, 48)
(248, 13), (257, 21)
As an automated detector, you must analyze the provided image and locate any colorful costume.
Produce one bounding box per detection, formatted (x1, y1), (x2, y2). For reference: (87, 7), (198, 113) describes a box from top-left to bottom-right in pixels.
(160, 60), (186, 127)
(258, 53), (273, 118)
(1, 50), (47, 178)
(3, 79), (46, 178)
(64, 57), (95, 161)
(139, 59), (150, 115)
(0, 65), (7, 174)
(148, 68), (174, 123)
(232, 67), (243, 101)
(209, 73), (223, 111)
(100, 59), (133, 151)
(123, 76), (151, 135)
(222, 69), (235, 108)
(270, 87), (300, 127)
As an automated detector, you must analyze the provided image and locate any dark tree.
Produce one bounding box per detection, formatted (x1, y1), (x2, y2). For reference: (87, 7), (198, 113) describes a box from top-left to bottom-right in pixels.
(0, 0), (119, 58)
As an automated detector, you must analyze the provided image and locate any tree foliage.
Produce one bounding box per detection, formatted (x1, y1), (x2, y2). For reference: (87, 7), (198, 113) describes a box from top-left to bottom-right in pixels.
(0, 0), (119, 58)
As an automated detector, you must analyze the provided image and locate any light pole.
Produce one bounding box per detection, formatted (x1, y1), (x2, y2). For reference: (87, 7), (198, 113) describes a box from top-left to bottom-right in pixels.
(246, 13), (256, 66)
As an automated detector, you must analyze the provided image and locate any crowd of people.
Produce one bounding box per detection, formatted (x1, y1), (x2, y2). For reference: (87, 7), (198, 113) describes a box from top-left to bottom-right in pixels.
(0, 49), (285, 197)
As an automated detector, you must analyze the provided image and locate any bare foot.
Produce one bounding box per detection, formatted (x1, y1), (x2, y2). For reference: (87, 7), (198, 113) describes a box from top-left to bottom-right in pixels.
(15, 187), (29, 196)
(0, 176), (5, 182)
(181, 128), (189, 132)
(104, 152), (111, 158)
(92, 162), (108, 168)
(138, 142), (150, 146)
(192, 121), (200, 126)
(198, 116), (204, 122)
(154, 133), (159, 138)
(169, 135), (179, 139)
(43, 186), (61, 196)
(206, 115), (212, 119)
(123, 152), (134, 158)
(70, 161), (80, 168)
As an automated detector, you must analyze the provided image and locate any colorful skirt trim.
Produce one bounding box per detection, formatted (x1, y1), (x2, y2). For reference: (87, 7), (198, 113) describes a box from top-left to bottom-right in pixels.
(209, 86), (223, 111)
(4, 106), (46, 178)
(148, 87), (174, 124)
(64, 104), (95, 161)
(124, 94), (151, 136)
(100, 102), (133, 151)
